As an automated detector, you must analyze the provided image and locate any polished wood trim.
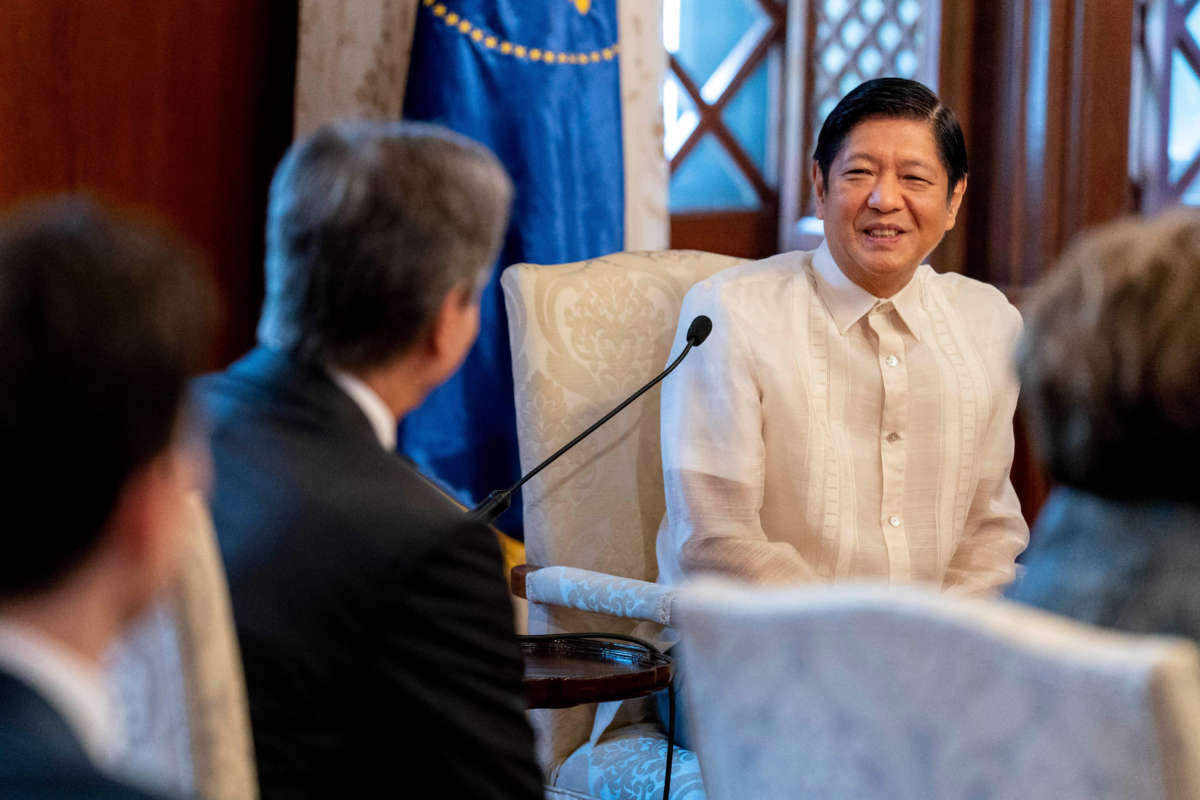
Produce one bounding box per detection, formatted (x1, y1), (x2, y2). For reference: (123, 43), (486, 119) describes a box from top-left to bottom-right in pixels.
(956, 0), (1134, 288)
(520, 635), (674, 709)
(671, 208), (779, 259)
(510, 564), (542, 600)
(667, 52), (708, 170)
(934, 0), (977, 275)
(1059, 0), (1136, 242)
(778, 0), (811, 252)
(710, 124), (775, 205)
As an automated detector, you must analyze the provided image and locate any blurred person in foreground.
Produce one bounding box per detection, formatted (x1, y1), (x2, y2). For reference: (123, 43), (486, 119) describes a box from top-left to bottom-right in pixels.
(654, 78), (1029, 746)
(1007, 209), (1200, 641)
(194, 121), (542, 798)
(0, 199), (212, 798)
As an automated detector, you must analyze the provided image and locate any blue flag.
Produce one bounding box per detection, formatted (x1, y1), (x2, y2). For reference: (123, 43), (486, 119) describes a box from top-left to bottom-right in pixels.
(401, 0), (625, 538)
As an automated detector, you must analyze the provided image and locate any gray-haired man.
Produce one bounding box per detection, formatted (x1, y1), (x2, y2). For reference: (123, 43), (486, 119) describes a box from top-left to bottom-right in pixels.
(197, 122), (541, 799)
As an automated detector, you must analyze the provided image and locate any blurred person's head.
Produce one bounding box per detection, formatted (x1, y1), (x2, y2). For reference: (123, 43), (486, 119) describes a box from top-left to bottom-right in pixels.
(812, 77), (968, 298)
(1016, 208), (1200, 502)
(256, 121), (512, 407)
(0, 198), (214, 653)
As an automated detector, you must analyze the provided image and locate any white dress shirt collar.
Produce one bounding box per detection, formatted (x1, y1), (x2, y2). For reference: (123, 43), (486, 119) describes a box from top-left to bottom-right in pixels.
(810, 239), (926, 342)
(0, 619), (117, 770)
(327, 367), (397, 451)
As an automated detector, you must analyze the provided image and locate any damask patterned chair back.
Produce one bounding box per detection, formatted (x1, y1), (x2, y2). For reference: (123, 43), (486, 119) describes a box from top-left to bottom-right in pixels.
(676, 582), (1200, 800)
(106, 493), (258, 799)
(501, 250), (744, 778)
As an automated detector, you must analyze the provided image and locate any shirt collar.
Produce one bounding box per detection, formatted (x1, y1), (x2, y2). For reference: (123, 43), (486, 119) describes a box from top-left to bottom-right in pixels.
(326, 367), (397, 451)
(0, 619), (118, 770)
(810, 240), (925, 341)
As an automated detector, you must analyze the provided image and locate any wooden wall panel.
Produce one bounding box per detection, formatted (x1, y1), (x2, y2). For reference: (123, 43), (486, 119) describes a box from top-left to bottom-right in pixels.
(671, 209), (780, 260)
(941, 0), (1135, 291)
(0, 0), (297, 365)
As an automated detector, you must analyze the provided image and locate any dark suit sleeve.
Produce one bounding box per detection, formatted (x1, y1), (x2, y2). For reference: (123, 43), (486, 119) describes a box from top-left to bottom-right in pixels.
(370, 519), (542, 799)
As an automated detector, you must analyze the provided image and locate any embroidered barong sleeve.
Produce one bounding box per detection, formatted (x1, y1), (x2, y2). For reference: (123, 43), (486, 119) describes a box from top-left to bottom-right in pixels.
(943, 301), (1029, 596)
(659, 283), (819, 585)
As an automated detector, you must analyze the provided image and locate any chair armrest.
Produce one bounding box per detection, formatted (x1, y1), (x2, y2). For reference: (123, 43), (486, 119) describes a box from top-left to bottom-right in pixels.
(510, 565), (676, 626)
(509, 564), (541, 599)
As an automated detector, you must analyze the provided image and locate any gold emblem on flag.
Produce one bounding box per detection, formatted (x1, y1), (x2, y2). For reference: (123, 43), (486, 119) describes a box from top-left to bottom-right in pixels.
(422, 0), (617, 63)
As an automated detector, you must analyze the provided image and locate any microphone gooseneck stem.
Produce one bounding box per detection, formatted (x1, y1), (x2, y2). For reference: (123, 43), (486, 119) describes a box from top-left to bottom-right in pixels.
(469, 341), (696, 524)
(514, 342), (694, 493)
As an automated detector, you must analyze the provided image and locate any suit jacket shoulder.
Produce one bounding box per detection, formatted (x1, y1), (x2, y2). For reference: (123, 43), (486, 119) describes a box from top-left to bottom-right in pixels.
(0, 671), (167, 800)
(1008, 489), (1200, 643)
(194, 348), (541, 799)
(195, 348), (472, 565)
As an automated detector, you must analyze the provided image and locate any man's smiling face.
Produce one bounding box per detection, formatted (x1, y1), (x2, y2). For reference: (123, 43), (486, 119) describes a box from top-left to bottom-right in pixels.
(813, 116), (966, 298)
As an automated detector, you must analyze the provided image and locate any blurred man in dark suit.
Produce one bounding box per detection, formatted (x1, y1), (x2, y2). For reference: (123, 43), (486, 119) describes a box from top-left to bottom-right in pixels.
(0, 199), (213, 798)
(195, 121), (542, 799)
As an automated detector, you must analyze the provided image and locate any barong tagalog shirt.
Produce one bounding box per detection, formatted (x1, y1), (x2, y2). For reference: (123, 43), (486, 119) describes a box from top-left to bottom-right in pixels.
(656, 241), (1028, 596)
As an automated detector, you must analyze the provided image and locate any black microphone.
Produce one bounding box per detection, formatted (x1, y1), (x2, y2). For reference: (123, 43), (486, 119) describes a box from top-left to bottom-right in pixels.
(685, 314), (711, 347)
(470, 314), (714, 524)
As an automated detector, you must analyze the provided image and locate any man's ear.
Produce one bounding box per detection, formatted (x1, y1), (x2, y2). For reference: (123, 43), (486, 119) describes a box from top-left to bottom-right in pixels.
(101, 452), (186, 611)
(423, 284), (480, 386)
(104, 461), (158, 562)
(945, 175), (968, 231)
(812, 161), (827, 219)
(428, 285), (473, 357)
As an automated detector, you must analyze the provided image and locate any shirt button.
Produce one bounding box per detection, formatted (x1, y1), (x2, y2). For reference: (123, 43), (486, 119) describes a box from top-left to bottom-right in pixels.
(886, 432), (901, 443)
(885, 355), (899, 367)
(888, 515), (901, 528)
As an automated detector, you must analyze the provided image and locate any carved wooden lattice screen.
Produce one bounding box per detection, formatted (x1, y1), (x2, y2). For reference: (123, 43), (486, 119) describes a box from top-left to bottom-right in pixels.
(779, 0), (941, 251)
(1132, 0), (1200, 210)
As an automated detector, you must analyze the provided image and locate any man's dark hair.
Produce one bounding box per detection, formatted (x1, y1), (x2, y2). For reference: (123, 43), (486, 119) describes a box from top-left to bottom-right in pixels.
(813, 77), (968, 200)
(0, 198), (215, 598)
(257, 121), (513, 371)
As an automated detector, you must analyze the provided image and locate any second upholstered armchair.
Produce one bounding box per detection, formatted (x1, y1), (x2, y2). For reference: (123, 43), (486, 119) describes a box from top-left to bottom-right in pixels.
(502, 249), (744, 800)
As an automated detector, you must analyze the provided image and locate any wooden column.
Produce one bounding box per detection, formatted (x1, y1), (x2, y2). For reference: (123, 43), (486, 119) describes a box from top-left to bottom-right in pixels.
(940, 0), (1135, 292)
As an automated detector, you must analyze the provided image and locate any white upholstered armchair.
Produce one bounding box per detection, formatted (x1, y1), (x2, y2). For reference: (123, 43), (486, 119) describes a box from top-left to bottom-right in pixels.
(106, 493), (258, 800)
(675, 581), (1200, 800)
(501, 250), (744, 800)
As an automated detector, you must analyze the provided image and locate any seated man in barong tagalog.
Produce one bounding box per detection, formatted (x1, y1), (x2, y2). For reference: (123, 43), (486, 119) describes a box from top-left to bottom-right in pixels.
(653, 78), (1029, 745)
